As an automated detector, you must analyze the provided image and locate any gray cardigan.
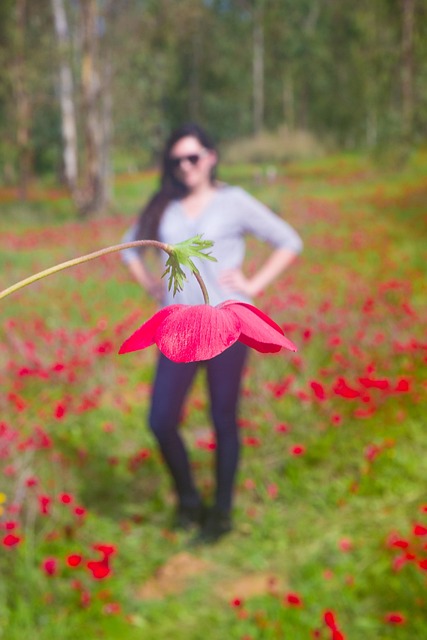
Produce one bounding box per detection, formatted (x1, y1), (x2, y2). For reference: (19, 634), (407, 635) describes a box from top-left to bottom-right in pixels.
(121, 185), (303, 307)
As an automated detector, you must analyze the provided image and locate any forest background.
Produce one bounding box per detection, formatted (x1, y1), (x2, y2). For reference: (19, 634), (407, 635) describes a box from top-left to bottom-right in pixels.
(0, 0), (426, 214)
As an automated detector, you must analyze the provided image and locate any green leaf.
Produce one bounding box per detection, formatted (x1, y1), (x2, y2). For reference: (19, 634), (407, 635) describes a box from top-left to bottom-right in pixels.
(162, 235), (216, 296)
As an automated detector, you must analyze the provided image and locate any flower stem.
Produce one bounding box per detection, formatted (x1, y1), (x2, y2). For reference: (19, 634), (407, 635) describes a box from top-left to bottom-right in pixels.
(0, 239), (210, 303)
(192, 268), (210, 305)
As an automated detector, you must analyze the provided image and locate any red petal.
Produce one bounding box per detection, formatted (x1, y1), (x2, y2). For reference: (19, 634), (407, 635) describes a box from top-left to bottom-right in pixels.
(118, 305), (184, 354)
(87, 560), (110, 579)
(156, 305), (240, 362)
(219, 301), (297, 353)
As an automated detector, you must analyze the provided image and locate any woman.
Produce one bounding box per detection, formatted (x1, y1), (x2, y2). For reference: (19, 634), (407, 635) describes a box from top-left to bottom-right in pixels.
(121, 123), (302, 543)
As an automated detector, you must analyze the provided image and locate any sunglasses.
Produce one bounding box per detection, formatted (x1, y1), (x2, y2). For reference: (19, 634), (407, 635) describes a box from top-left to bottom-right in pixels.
(168, 151), (207, 169)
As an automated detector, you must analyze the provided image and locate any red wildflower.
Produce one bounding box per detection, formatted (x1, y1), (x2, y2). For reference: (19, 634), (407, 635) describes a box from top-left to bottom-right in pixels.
(385, 612), (406, 624)
(243, 436), (261, 447)
(359, 377), (389, 390)
(395, 378), (410, 392)
(267, 483), (278, 499)
(119, 301), (297, 363)
(230, 597), (243, 608)
(324, 610), (337, 628)
(413, 524), (427, 536)
(333, 378), (359, 399)
(93, 544), (116, 557)
(87, 559), (111, 580)
(331, 414), (342, 426)
(275, 422), (290, 433)
(290, 444), (305, 456)
(2, 533), (21, 547)
(55, 403), (66, 419)
(285, 592), (303, 606)
(67, 554), (83, 568)
(339, 538), (353, 552)
(393, 553), (412, 572)
(103, 602), (121, 615)
(43, 557), (58, 576)
(310, 381), (326, 400)
(39, 495), (51, 515)
(388, 536), (409, 549)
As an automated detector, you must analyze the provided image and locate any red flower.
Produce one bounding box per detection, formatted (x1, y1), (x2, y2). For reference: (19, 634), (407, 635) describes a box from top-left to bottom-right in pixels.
(230, 597), (244, 608)
(67, 554), (83, 567)
(43, 557), (58, 576)
(119, 301), (297, 363)
(413, 524), (427, 536)
(324, 610), (337, 628)
(290, 444), (305, 456)
(310, 381), (326, 400)
(333, 378), (359, 399)
(87, 559), (111, 580)
(39, 495), (51, 515)
(385, 612), (406, 624)
(339, 538), (353, 552)
(2, 533), (21, 547)
(285, 592), (303, 606)
(93, 544), (116, 557)
(395, 378), (410, 392)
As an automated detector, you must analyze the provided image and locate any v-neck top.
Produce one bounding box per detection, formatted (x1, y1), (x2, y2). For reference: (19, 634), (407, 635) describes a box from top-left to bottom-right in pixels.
(121, 185), (303, 307)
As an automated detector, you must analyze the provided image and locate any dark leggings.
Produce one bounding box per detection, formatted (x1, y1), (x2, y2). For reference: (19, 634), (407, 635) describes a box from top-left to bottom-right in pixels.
(149, 341), (248, 513)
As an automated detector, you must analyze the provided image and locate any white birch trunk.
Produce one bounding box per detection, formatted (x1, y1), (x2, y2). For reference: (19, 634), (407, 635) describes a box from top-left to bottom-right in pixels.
(51, 0), (78, 189)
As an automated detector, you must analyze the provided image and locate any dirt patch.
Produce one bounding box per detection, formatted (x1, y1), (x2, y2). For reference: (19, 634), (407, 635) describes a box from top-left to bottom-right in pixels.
(137, 552), (286, 603)
(137, 551), (214, 600)
(216, 573), (286, 601)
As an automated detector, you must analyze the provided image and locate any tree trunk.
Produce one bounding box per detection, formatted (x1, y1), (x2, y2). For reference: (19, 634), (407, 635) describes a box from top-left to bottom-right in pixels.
(78, 0), (103, 216)
(253, 5), (264, 135)
(14, 0), (31, 200)
(51, 0), (78, 190)
(401, 0), (415, 142)
(100, 53), (113, 208)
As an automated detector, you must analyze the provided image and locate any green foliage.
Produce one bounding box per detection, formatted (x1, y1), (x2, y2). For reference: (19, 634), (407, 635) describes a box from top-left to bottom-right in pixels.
(1, 0), (427, 190)
(163, 235), (216, 296)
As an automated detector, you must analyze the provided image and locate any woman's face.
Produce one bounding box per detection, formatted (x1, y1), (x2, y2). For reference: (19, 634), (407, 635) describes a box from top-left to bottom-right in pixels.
(168, 136), (217, 191)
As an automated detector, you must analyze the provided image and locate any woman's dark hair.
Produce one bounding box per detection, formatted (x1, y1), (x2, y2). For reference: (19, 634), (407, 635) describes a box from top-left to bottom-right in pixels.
(135, 122), (218, 242)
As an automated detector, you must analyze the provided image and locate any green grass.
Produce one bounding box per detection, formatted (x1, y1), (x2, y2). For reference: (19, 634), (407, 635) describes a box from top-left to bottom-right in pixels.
(0, 151), (426, 639)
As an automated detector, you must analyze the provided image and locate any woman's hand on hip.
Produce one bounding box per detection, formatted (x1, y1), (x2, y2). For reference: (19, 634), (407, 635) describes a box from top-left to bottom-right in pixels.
(219, 269), (257, 298)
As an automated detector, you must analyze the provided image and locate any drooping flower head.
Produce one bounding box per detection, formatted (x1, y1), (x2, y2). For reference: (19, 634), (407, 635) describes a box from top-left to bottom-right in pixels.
(119, 300), (297, 363)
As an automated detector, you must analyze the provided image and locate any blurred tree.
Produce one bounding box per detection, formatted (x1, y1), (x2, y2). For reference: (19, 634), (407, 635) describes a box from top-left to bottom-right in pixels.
(51, 0), (78, 191)
(1, 0), (427, 197)
(50, 0), (114, 216)
(13, 0), (31, 199)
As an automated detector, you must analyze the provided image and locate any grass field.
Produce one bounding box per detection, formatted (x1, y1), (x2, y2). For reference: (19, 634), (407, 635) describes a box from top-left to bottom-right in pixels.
(0, 151), (426, 639)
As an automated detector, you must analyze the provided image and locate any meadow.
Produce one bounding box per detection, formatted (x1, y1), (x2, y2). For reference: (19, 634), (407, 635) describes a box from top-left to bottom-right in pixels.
(0, 151), (426, 639)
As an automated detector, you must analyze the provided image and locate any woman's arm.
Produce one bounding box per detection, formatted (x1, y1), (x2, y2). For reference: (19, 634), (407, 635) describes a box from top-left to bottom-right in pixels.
(125, 256), (164, 302)
(219, 247), (299, 298)
(121, 223), (164, 302)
